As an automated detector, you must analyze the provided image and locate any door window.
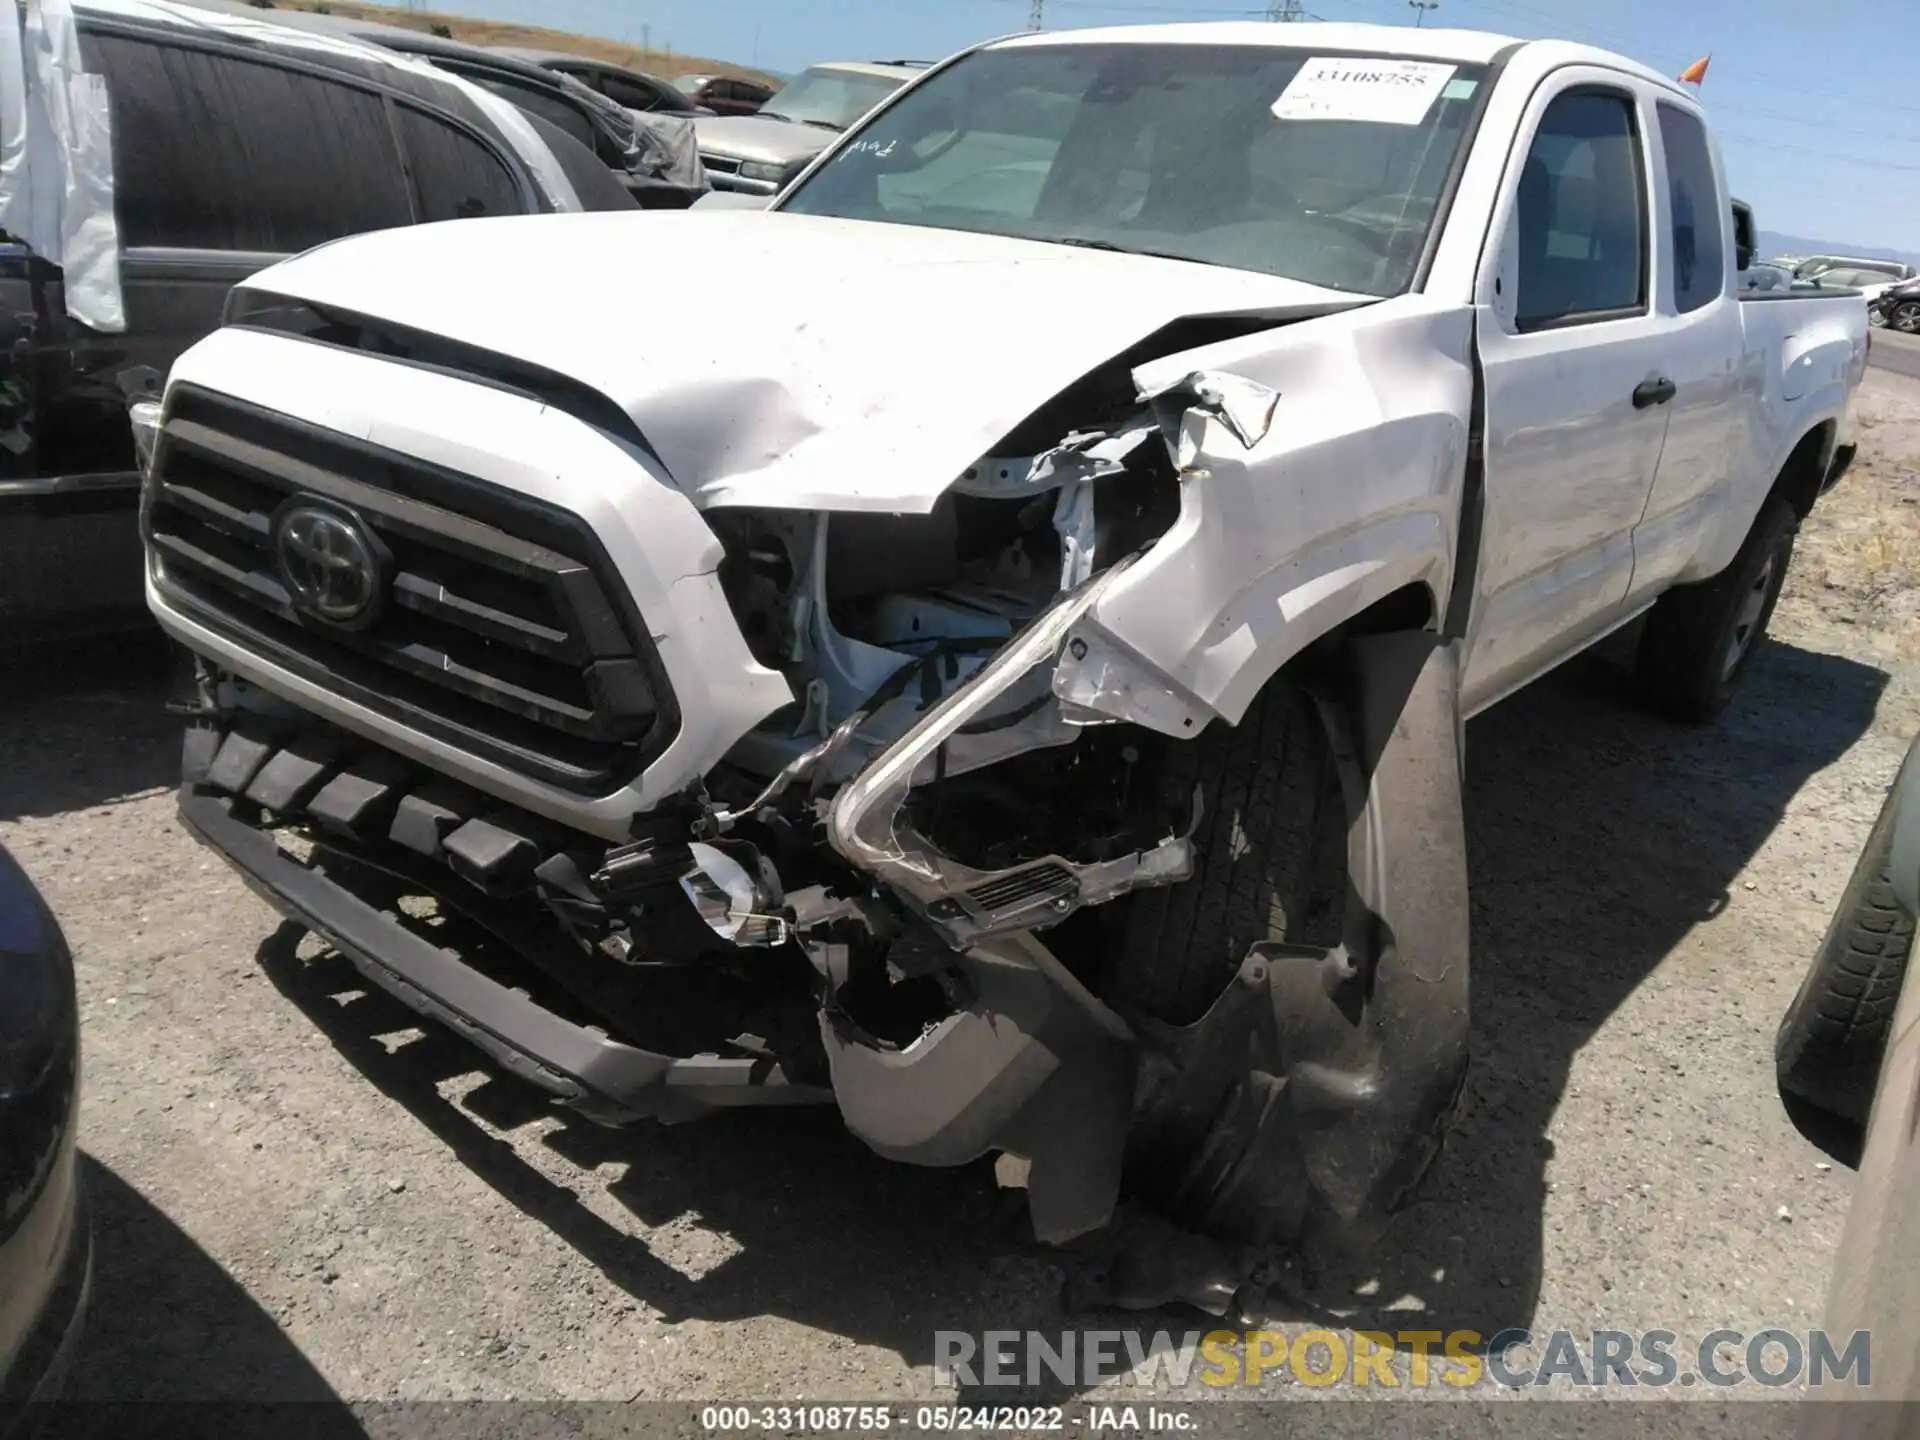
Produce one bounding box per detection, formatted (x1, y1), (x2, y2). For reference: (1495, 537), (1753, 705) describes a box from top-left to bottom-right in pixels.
(598, 71), (669, 112)
(1514, 89), (1647, 330)
(83, 32), (412, 252)
(393, 108), (527, 222)
(1657, 103), (1725, 314)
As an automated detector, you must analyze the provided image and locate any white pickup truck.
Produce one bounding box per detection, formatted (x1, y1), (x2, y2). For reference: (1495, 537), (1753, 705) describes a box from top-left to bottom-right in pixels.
(141, 22), (1866, 1302)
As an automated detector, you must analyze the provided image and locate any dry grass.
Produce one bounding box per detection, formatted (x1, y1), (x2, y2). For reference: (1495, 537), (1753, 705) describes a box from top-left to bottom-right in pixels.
(261, 0), (779, 86)
(1783, 437), (1920, 657)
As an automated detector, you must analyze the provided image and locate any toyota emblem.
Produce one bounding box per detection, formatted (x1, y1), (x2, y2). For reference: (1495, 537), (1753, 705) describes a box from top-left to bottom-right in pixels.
(273, 504), (382, 624)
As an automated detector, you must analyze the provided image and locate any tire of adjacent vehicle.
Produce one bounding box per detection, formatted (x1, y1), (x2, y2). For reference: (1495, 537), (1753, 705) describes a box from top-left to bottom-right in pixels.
(1776, 749), (1919, 1126)
(1103, 676), (1348, 1026)
(1634, 497), (1798, 723)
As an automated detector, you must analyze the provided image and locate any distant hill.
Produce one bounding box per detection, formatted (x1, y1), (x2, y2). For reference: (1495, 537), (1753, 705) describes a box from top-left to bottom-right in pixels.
(233, 0), (779, 87)
(1759, 230), (1920, 267)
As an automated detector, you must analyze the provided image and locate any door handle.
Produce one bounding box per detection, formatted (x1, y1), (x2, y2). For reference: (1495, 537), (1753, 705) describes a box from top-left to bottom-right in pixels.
(1632, 377), (1676, 409)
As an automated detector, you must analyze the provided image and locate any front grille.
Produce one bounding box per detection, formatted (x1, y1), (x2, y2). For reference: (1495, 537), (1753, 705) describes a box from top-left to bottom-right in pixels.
(146, 385), (678, 793)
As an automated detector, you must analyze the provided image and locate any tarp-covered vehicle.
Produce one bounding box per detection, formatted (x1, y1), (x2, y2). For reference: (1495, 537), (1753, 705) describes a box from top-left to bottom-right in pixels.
(0, 0), (649, 645)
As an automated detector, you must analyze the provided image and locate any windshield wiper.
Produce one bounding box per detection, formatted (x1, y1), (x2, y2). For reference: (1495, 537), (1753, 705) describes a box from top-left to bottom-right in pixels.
(795, 118), (844, 131)
(1049, 236), (1206, 265)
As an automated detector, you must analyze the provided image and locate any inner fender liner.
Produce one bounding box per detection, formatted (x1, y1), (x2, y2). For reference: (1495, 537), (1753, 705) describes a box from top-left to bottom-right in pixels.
(1127, 632), (1470, 1245)
(819, 931), (1136, 1244)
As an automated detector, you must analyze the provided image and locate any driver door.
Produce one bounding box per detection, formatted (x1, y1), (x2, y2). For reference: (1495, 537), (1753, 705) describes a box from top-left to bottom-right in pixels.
(1461, 71), (1673, 713)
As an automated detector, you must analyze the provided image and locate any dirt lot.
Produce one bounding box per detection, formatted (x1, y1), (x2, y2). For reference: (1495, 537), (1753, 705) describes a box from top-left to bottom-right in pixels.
(4, 374), (1919, 1419)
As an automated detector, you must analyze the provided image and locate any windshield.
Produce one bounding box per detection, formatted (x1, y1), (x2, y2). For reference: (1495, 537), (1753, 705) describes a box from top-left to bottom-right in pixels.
(781, 44), (1487, 295)
(674, 75), (708, 94)
(761, 67), (909, 131)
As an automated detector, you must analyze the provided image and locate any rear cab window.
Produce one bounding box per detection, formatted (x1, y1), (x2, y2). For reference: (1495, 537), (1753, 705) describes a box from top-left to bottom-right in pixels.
(1656, 102), (1725, 314)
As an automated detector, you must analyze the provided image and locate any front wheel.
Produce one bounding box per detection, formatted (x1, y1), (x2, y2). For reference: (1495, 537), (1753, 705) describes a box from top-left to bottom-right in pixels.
(1893, 301), (1920, 335)
(1634, 498), (1798, 723)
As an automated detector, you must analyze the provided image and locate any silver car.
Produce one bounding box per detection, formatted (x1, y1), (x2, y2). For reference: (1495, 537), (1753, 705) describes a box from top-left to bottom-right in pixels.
(694, 60), (923, 194)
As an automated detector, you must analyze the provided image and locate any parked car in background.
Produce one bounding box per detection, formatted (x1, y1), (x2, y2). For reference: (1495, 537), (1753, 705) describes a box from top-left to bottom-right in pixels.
(1871, 275), (1920, 333)
(1791, 255), (1914, 320)
(1794, 254), (1914, 284)
(487, 46), (706, 116)
(1, 0), (634, 645)
(192, 5), (707, 207)
(0, 847), (87, 1424)
(674, 72), (776, 116)
(694, 60), (921, 194)
(1781, 733), (1919, 1434)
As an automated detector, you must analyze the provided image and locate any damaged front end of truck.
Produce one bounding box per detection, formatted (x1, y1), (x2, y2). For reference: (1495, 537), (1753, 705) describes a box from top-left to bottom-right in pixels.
(152, 228), (1473, 1302)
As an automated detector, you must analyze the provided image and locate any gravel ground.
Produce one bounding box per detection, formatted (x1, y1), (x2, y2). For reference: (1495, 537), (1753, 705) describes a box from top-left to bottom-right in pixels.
(5, 374), (1920, 1422)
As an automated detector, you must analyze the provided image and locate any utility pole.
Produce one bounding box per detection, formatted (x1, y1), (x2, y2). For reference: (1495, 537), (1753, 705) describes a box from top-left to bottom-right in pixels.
(1028, 0), (1044, 29)
(1408, 0), (1438, 25)
(1267, 0), (1306, 18)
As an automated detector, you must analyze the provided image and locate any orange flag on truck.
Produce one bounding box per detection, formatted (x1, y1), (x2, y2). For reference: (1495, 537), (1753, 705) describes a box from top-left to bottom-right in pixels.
(1679, 55), (1710, 84)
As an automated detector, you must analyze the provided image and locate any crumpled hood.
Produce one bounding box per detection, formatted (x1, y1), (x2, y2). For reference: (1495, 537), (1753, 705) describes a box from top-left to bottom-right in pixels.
(690, 113), (831, 166)
(240, 210), (1362, 512)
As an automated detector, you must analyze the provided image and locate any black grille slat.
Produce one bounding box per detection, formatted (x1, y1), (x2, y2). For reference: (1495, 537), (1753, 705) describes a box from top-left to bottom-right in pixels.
(389, 570), (574, 659)
(156, 478), (274, 544)
(146, 385), (678, 793)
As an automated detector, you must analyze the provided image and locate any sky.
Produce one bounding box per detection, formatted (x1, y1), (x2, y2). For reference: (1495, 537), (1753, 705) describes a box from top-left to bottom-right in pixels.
(424, 0), (1918, 253)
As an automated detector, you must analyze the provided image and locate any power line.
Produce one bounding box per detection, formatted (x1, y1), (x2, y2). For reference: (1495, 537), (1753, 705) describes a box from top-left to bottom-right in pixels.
(1267, 0), (1306, 18)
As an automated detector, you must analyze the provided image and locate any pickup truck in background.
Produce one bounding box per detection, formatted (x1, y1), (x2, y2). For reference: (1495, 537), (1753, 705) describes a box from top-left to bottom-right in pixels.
(141, 22), (1867, 1305)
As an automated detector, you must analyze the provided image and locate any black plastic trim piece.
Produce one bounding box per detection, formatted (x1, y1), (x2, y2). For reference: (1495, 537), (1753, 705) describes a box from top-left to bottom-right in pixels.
(178, 788), (830, 1124)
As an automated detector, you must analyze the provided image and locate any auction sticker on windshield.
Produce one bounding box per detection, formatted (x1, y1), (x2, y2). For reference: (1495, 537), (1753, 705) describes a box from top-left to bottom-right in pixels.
(1271, 58), (1457, 125)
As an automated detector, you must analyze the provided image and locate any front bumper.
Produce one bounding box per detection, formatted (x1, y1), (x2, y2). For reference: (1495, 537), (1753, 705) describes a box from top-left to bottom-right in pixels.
(178, 784), (829, 1125)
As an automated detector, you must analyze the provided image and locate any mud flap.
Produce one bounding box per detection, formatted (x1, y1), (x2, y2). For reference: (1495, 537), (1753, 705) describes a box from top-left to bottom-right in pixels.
(819, 932), (1137, 1244)
(1127, 632), (1470, 1254)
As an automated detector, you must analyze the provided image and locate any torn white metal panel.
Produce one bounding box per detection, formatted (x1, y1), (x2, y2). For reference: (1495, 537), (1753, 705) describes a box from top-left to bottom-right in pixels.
(1064, 296), (1475, 730)
(16, 0), (123, 329)
(1139, 369), (1280, 464)
(225, 210), (1366, 514)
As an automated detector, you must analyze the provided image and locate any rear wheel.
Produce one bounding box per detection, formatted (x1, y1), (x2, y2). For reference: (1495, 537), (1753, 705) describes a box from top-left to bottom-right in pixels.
(1634, 498), (1797, 723)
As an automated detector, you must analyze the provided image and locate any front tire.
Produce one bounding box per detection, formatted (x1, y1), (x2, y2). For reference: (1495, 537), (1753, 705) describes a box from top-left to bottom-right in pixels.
(1893, 300), (1920, 334)
(1102, 677), (1347, 1026)
(1634, 498), (1797, 723)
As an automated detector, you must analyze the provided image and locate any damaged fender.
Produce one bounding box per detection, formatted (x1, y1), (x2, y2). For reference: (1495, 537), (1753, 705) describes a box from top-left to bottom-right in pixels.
(1057, 300), (1474, 734)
